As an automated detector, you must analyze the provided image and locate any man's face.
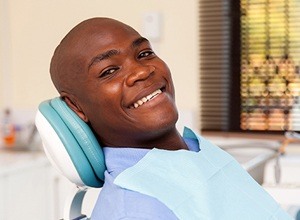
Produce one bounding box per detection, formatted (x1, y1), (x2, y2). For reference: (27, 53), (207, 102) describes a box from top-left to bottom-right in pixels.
(66, 20), (178, 147)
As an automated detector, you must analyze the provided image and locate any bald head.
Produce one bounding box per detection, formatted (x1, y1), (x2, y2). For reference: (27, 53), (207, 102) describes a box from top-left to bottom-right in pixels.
(48, 17), (179, 148)
(50, 17), (138, 94)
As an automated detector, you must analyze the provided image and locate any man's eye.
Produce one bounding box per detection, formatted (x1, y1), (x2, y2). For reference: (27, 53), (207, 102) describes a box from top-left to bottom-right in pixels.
(100, 67), (119, 78)
(138, 50), (155, 59)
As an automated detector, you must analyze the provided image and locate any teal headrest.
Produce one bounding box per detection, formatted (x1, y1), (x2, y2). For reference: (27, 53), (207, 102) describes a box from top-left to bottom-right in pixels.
(36, 97), (105, 187)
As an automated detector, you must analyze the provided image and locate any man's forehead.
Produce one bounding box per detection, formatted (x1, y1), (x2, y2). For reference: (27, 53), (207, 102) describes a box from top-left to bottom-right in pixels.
(60, 19), (139, 60)
(66, 18), (136, 43)
(50, 18), (138, 92)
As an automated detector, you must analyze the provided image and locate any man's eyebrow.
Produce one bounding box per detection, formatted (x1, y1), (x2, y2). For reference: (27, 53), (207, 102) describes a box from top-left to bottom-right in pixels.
(88, 37), (149, 69)
(132, 37), (149, 48)
(89, 49), (119, 69)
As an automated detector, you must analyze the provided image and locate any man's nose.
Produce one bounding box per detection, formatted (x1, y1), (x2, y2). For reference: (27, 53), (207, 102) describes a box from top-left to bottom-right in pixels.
(125, 64), (155, 87)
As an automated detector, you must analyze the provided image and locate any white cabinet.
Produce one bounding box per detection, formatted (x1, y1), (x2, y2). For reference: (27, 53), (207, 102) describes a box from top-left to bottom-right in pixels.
(47, 165), (78, 220)
(2, 163), (48, 219)
(0, 150), (74, 220)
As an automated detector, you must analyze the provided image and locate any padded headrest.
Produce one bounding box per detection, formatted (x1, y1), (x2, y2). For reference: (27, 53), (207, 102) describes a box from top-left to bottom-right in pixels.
(35, 97), (105, 187)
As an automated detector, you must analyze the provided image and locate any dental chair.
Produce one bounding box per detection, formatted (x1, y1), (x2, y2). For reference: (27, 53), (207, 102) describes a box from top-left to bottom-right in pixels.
(35, 97), (106, 220)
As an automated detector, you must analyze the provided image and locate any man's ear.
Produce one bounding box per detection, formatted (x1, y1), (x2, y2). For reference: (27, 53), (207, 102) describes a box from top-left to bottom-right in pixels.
(61, 94), (89, 123)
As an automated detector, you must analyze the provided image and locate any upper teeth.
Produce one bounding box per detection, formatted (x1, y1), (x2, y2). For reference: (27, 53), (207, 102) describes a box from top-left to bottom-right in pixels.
(132, 89), (162, 108)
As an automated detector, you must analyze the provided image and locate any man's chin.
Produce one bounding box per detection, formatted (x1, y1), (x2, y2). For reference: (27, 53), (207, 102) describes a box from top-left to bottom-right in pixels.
(137, 110), (178, 134)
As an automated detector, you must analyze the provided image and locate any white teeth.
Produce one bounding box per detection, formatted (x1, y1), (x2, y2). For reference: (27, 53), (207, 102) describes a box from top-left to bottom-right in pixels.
(132, 89), (162, 109)
(146, 94), (153, 100)
(142, 97), (148, 102)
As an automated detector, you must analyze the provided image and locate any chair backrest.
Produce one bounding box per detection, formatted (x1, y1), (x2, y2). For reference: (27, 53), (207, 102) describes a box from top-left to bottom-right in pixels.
(35, 97), (105, 188)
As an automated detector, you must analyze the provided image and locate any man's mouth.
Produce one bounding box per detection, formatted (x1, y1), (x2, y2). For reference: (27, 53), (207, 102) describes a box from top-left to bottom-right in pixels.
(130, 89), (163, 109)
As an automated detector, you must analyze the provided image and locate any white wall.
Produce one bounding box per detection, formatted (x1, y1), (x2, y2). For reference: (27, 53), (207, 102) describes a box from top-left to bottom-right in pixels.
(0, 0), (200, 130)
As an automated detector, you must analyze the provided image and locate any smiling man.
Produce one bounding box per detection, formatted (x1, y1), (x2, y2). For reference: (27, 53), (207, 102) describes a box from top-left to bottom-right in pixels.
(50, 17), (188, 219)
(50, 17), (187, 152)
(49, 17), (292, 220)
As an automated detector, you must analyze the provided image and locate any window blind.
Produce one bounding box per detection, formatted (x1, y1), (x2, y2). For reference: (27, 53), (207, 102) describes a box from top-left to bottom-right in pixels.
(241, 0), (300, 131)
(200, 0), (232, 131)
(200, 0), (300, 132)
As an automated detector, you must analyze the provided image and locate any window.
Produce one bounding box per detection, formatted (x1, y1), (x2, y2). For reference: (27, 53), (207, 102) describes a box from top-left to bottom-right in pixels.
(241, 0), (300, 131)
(200, 0), (300, 132)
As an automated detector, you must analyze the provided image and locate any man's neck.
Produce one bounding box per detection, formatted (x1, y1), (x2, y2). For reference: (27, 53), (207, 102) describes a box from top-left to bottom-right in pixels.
(100, 127), (189, 150)
(129, 128), (189, 150)
(153, 129), (189, 150)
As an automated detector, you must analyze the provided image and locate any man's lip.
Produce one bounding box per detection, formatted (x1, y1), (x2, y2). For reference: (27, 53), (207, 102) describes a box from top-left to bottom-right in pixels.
(127, 84), (166, 108)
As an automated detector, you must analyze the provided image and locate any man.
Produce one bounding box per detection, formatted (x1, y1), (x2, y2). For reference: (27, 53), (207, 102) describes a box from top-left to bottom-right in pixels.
(50, 17), (291, 219)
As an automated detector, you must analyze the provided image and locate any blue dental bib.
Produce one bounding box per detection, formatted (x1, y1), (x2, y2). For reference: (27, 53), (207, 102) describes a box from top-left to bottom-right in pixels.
(114, 128), (292, 220)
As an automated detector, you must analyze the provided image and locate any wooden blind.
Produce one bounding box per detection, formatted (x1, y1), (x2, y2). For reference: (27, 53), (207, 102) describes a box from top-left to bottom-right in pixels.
(199, 0), (232, 131)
